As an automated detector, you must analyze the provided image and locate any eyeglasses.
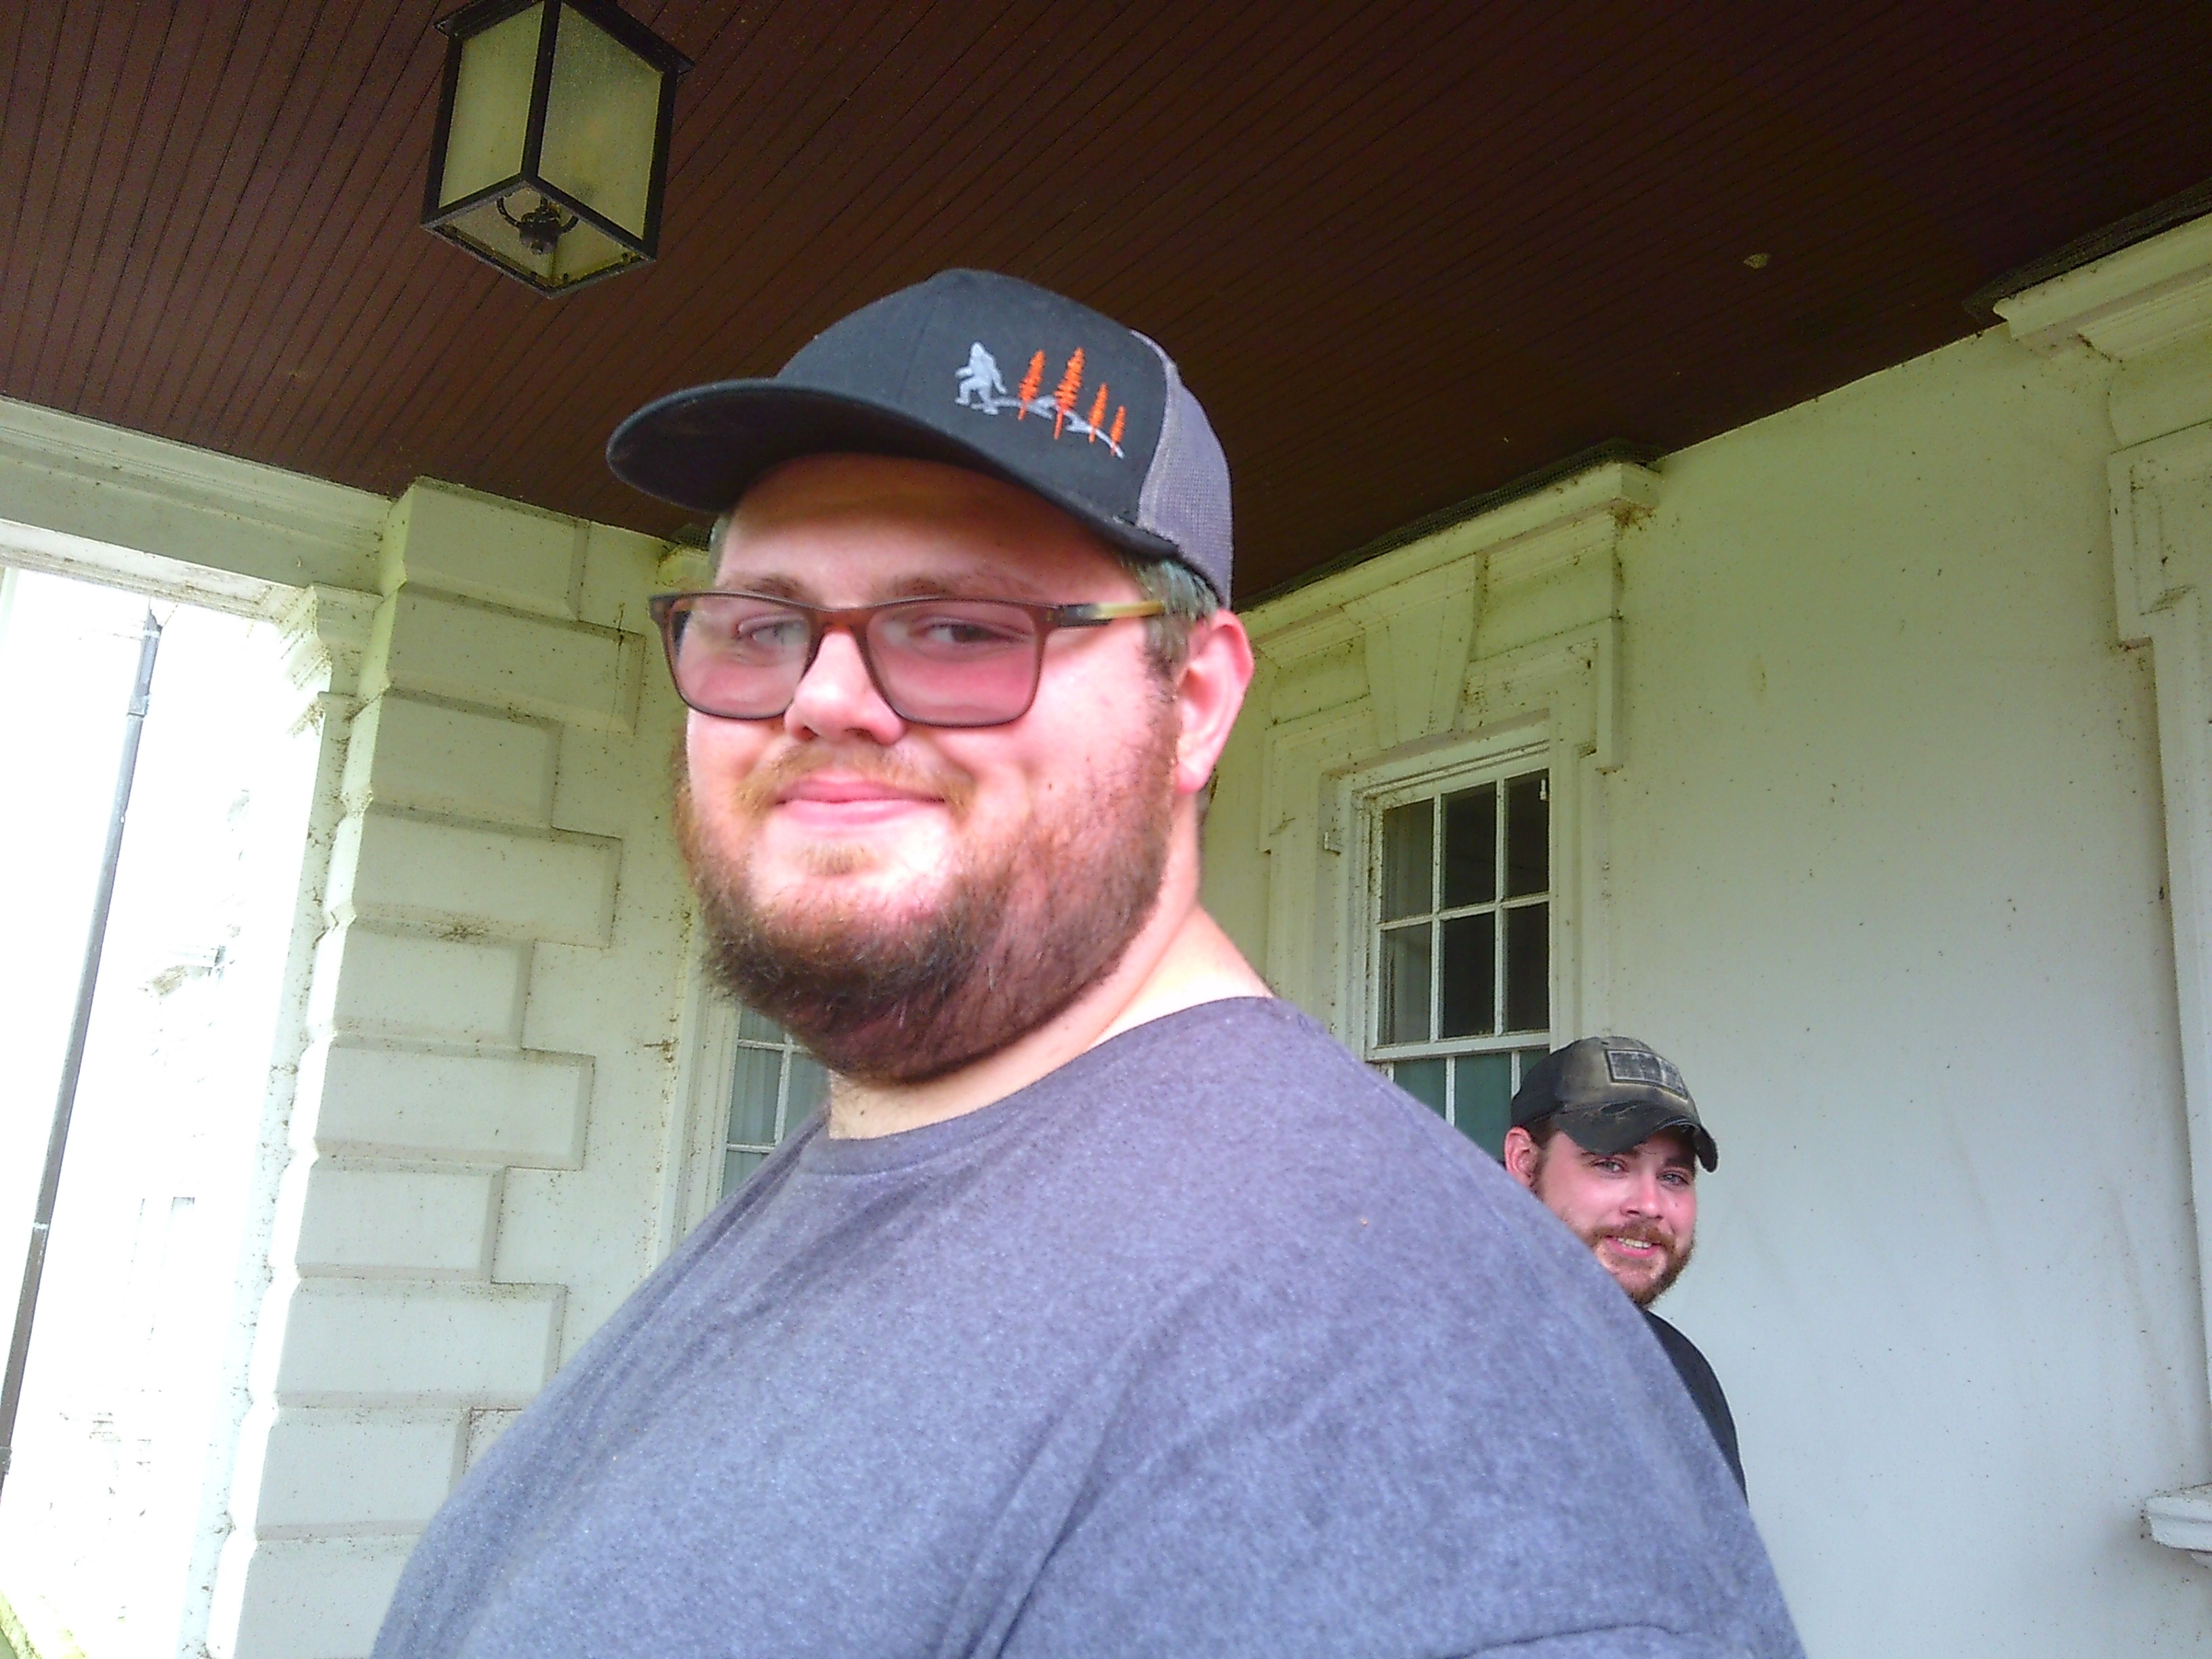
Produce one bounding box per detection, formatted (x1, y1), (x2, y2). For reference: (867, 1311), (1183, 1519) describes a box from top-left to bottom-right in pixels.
(648, 591), (1167, 728)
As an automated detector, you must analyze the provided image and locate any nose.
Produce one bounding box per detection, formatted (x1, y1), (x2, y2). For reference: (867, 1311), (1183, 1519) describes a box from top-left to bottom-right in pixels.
(783, 624), (905, 745)
(1621, 1170), (1664, 1218)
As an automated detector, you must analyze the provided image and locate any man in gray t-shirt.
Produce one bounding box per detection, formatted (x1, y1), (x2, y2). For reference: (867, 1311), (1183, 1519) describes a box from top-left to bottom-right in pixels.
(373, 270), (1801, 1657)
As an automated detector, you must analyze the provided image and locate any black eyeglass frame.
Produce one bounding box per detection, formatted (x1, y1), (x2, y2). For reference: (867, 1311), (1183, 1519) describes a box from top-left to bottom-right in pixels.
(647, 590), (1168, 728)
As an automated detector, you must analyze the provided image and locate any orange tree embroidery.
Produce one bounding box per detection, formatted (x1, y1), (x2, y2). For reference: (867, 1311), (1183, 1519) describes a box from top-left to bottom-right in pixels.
(1052, 349), (1085, 437)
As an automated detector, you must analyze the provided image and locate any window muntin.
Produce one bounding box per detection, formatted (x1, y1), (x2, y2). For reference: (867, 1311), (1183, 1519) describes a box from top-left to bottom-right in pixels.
(1370, 767), (1552, 1156)
(722, 1004), (827, 1194)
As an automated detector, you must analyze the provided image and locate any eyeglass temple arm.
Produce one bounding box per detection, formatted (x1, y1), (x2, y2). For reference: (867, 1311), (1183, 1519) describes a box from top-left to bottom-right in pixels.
(1052, 599), (1168, 628)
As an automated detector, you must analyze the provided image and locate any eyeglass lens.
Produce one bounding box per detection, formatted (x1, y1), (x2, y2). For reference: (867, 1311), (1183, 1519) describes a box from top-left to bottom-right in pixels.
(668, 595), (1046, 726)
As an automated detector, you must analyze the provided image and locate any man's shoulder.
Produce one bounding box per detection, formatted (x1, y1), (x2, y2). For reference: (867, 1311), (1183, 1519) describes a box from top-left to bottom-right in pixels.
(1053, 996), (1570, 1270)
(1080, 996), (1451, 1151)
(1643, 1309), (1745, 1480)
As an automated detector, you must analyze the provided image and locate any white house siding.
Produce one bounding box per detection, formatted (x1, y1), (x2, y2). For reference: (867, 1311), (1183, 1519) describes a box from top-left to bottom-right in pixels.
(1208, 314), (2212, 1652)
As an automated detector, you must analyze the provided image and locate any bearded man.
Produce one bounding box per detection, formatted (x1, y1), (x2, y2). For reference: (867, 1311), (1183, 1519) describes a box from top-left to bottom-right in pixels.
(1502, 1036), (1746, 1492)
(373, 271), (1797, 1658)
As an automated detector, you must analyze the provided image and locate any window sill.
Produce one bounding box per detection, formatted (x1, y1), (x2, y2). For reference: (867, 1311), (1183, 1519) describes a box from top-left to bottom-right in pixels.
(2146, 1486), (2212, 1565)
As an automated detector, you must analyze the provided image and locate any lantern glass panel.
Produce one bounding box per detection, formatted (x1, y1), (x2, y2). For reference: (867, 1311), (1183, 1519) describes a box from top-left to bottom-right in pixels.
(539, 3), (663, 240)
(439, 3), (544, 208)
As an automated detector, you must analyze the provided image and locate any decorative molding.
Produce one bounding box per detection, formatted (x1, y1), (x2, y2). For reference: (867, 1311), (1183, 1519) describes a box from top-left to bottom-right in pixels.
(277, 584), (383, 704)
(2095, 320), (2212, 1568)
(1995, 211), (2212, 449)
(1995, 214), (2212, 361)
(0, 394), (386, 596)
(2110, 432), (2212, 1530)
(1248, 459), (1659, 640)
(1233, 458), (1655, 1036)
(2146, 1486), (2212, 1567)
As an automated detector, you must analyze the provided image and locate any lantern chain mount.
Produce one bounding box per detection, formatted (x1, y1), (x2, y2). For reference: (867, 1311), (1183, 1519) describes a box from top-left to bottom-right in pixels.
(496, 192), (580, 257)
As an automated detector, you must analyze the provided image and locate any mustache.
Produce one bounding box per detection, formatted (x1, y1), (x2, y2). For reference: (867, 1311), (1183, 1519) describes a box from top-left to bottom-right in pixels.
(729, 745), (977, 817)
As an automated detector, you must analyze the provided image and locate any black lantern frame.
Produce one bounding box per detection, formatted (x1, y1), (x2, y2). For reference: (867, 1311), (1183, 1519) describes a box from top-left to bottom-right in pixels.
(422, 0), (692, 295)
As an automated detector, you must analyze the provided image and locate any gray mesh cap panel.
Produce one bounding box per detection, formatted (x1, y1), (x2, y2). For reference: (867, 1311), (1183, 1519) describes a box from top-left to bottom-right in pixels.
(1133, 337), (1233, 603)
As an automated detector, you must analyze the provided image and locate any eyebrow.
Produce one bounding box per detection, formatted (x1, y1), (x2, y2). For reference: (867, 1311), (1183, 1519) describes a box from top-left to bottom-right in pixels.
(710, 570), (1065, 605)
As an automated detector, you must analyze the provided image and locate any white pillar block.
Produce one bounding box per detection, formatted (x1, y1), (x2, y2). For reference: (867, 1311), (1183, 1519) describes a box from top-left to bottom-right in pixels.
(213, 1535), (417, 1659)
(333, 808), (619, 947)
(295, 1166), (499, 1278)
(375, 588), (638, 731)
(346, 693), (557, 828)
(383, 480), (582, 619)
(274, 1281), (562, 1407)
(255, 1408), (468, 1536)
(309, 924), (527, 1046)
(312, 1040), (591, 1167)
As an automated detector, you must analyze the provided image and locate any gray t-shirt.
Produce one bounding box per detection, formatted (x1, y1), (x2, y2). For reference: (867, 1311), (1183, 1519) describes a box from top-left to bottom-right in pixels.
(374, 998), (1801, 1657)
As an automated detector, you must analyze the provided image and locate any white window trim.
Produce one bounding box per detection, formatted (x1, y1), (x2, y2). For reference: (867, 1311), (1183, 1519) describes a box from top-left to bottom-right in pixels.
(1233, 459), (1656, 1054)
(1340, 732), (1554, 1068)
(655, 939), (741, 1257)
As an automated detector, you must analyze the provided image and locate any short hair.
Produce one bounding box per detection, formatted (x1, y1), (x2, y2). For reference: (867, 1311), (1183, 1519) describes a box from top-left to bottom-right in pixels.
(1113, 551), (1216, 682)
(1520, 1114), (1568, 1156)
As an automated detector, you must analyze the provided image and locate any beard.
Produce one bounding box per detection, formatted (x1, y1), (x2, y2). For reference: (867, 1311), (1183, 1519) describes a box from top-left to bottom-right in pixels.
(675, 711), (1176, 1086)
(1579, 1216), (1695, 1307)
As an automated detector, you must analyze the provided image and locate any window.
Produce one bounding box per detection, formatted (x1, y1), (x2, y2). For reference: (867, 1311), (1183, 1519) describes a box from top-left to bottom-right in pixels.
(721, 1005), (827, 1194)
(1368, 764), (1553, 1156)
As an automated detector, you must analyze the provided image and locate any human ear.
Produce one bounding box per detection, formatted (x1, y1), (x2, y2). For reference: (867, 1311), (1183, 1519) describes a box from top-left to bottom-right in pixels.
(1501, 1126), (1542, 1190)
(1168, 609), (1255, 796)
(1168, 606), (1256, 796)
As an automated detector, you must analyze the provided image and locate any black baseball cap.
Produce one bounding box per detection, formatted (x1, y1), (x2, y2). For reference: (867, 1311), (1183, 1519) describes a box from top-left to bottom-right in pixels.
(606, 269), (1235, 602)
(1510, 1036), (1719, 1171)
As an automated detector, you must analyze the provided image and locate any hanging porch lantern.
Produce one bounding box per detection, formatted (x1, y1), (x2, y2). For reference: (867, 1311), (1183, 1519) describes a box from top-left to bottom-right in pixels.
(422, 0), (691, 295)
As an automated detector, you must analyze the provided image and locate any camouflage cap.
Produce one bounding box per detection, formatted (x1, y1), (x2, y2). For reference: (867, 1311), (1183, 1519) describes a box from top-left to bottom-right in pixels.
(1510, 1036), (1718, 1171)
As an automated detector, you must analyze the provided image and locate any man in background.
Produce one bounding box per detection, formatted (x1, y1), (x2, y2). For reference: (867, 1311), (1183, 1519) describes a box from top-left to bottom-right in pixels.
(1504, 1034), (1745, 1490)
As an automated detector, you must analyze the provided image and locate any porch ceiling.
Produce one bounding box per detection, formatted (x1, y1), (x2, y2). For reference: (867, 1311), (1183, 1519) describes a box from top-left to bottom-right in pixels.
(4, 3), (2208, 600)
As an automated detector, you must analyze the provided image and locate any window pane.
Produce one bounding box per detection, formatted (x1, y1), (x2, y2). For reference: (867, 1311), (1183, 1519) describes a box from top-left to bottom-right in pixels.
(1394, 1056), (1448, 1116)
(1441, 784), (1497, 908)
(1378, 922), (1433, 1044)
(736, 1002), (783, 1044)
(784, 1052), (829, 1134)
(1505, 772), (1549, 898)
(1454, 1051), (1515, 1157)
(1437, 912), (1496, 1038)
(1504, 902), (1549, 1031)
(1515, 1048), (1550, 1088)
(1380, 801), (1433, 922)
(727, 1044), (785, 1147)
(722, 1147), (768, 1193)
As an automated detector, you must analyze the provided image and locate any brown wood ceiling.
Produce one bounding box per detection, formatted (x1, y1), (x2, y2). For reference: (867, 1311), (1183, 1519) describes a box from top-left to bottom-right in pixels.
(4, 1), (2209, 600)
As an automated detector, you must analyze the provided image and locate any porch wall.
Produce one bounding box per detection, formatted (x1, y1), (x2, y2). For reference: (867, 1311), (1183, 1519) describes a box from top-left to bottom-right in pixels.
(1209, 324), (2212, 1654)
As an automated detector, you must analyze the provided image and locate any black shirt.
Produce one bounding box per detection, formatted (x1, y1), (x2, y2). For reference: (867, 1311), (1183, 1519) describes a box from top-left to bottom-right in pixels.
(1645, 1309), (1746, 1493)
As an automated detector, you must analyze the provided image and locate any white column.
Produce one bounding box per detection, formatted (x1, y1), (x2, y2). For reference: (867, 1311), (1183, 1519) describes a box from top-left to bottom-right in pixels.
(1998, 211), (2212, 1560)
(207, 483), (659, 1659)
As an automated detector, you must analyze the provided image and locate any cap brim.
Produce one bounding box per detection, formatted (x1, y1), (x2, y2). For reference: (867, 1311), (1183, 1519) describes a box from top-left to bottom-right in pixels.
(607, 380), (1179, 565)
(1553, 1105), (1719, 1172)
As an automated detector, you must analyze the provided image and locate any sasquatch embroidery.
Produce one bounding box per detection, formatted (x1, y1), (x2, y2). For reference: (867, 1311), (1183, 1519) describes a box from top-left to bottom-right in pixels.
(955, 342), (1126, 455)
